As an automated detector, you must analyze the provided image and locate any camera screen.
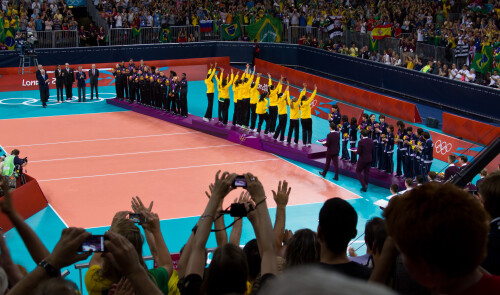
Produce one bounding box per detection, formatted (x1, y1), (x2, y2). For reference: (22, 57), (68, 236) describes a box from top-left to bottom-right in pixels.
(80, 235), (105, 252)
(129, 213), (142, 223)
(234, 176), (247, 187)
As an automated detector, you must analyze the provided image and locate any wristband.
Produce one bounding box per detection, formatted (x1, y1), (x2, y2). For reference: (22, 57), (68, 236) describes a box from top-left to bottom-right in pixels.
(38, 259), (61, 277)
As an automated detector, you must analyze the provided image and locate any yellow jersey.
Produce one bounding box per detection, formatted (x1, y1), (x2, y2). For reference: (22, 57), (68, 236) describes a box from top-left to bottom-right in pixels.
(277, 90), (288, 115)
(250, 77), (261, 104)
(287, 92), (300, 120)
(239, 73), (252, 99)
(256, 98), (268, 114)
(268, 79), (282, 106)
(205, 69), (216, 94)
(300, 89), (317, 119)
(215, 72), (234, 100)
(232, 73), (240, 103)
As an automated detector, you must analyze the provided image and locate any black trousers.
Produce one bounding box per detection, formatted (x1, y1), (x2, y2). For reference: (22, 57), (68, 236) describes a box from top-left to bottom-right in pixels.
(129, 84), (135, 102)
(40, 88), (49, 106)
(257, 113), (270, 134)
(241, 98), (250, 127)
(179, 92), (188, 116)
(396, 148), (405, 176)
(64, 83), (73, 100)
(287, 119), (299, 144)
(136, 84), (142, 103)
(350, 142), (357, 164)
(222, 99), (230, 124)
(269, 106), (278, 132)
(90, 81), (98, 99)
(218, 99), (224, 121)
(371, 142), (379, 167)
(341, 139), (350, 160)
(385, 152), (394, 173)
(204, 93), (214, 119)
(123, 79), (129, 100)
(116, 82), (123, 99)
(301, 118), (312, 145)
(56, 79), (64, 101)
(160, 88), (167, 109)
(232, 101), (239, 125)
(78, 85), (86, 102)
(322, 154), (339, 177)
(273, 114), (287, 141)
(167, 94), (176, 112)
(154, 86), (161, 108)
(378, 143), (386, 170)
(250, 103), (257, 129)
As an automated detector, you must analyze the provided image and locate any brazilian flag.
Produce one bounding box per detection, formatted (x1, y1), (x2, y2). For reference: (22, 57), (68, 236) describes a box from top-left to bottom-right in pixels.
(368, 34), (378, 52)
(471, 45), (493, 74)
(132, 27), (141, 37)
(4, 28), (15, 50)
(161, 27), (171, 43)
(246, 16), (282, 43)
(222, 23), (241, 40)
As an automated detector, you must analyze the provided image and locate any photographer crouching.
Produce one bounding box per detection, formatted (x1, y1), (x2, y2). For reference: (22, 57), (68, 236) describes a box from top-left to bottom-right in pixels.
(1, 149), (28, 189)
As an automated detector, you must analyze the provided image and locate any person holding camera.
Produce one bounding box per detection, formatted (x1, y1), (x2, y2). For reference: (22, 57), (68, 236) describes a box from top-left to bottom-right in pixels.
(1, 149), (27, 189)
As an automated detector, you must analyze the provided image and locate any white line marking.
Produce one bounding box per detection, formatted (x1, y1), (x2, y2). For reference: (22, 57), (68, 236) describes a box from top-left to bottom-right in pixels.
(29, 144), (240, 163)
(272, 154), (362, 199)
(48, 203), (69, 228)
(38, 158), (280, 182)
(0, 110), (130, 121)
(5, 131), (200, 148)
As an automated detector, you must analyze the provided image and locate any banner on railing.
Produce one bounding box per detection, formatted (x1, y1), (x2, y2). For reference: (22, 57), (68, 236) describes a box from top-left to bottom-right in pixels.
(222, 23), (241, 40)
(326, 16), (342, 38)
(246, 16), (282, 42)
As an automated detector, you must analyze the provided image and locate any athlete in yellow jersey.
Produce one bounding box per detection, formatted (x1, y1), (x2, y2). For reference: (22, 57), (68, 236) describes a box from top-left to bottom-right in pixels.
(286, 83), (301, 145)
(203, 63), (217, 122)
(232, 71), (241, 126)
(267, 73), (283, 134)
(215, 68), (234, 125)
(273, 83), (289, 142)
(239, 64), (254, 128)
(256, 92), (270, 134)
(300, 83), (317, 146)
(249, 73), (261, 131)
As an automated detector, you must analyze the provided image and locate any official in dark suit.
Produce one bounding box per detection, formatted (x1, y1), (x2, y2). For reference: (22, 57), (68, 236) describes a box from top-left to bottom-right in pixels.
(62, 63), (75, 100)
(35, 64), (43, 81)
(319, 123), (340, 180)
(37, 69), (50, 108)
(356, 129), (374, 192)
(443, 154), (460, 182)
(88, 64), (99, 100)
(54, 64), (65, 102)
(76, 66), (87, 102)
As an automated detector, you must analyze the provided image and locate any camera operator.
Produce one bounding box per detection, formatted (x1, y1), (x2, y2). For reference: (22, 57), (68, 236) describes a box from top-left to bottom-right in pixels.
(1, 149), (28, 189)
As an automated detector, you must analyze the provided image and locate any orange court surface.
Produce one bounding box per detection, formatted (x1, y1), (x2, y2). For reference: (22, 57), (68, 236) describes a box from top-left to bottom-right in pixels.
(1, 111), (359, 228)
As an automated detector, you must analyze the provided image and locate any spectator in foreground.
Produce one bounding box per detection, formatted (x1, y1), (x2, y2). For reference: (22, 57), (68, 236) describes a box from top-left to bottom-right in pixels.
(375, 183), (500, 293)
(318, 198), (372, 280)
(478, 171), (500, 275)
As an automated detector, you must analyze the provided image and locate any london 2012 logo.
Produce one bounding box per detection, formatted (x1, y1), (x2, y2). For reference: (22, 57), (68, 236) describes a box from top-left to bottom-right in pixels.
(434, 140), (453, 155)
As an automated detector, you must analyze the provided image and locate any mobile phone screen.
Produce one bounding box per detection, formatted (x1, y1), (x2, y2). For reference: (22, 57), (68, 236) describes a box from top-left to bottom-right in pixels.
(80, 235), (105, 252)
(129, 213), (142, 223)
(233, 176), (247, 188)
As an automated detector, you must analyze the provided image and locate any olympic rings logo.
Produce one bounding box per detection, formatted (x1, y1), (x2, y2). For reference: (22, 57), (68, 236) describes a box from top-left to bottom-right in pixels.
(239, 135), (246, 142)
(435, 140), (453, 155)
(310, 99), (318, 108)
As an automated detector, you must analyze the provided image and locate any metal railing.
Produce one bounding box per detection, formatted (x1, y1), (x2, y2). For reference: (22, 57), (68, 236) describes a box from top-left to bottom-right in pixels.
(108, 27), (161, 46)
(87, 0), (108, 31)
(32, 30), (79, 48)
(200, 20), (222, 41)
(169, 25), (200, 43)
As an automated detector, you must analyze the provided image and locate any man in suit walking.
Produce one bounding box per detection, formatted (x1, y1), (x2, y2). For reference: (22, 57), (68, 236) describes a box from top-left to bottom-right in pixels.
(37, 69), (50, 108)
(62, 63), (75, 100)
(356, 129), (374, 192)
(319, 123), (340, 180)
(88, 64), (99, 100)
(76, 66), (87, 102)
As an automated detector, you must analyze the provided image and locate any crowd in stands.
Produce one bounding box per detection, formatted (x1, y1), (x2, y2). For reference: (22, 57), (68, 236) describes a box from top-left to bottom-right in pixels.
(0, 163), (499, 294)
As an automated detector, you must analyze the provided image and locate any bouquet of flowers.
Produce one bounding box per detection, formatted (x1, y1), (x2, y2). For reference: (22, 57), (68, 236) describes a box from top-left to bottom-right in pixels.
(344, 133), (349, 138)
(438, 172), (445, 180)
(338, 124), (342, 130)
(395, 134), (399, 140)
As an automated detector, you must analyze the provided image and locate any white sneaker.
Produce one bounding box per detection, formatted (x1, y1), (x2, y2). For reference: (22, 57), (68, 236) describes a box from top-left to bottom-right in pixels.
(203, 117), (209, 122)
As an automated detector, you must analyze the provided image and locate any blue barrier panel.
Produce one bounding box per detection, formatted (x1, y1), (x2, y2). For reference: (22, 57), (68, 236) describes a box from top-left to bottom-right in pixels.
(1, 42), (498, 121)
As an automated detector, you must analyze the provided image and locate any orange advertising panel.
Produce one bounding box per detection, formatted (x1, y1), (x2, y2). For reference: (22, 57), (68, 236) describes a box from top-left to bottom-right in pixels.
(255, 59), (422, 123)
(443, 113), (500, 146)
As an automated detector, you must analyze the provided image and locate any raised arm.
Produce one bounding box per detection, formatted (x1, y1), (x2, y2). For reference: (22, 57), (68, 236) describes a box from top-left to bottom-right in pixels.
(300, 83), (307, 98)
(0, 181), (50, 265)
(273, 181), (291, 253)
(206, 183), (228, 246)
(305, 85), (317, 104)
(142, 210), (174, 277)
(184, 171), (236, 278)
(245, 173), (278, 276)
(268, 73), (272, 86)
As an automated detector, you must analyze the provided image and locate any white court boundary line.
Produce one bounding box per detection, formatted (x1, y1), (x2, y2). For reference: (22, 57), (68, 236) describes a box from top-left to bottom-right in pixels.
(5, 131), (200, 148)
(30, 144), (240, 163)
(38, 158), (280, 182)
(48, 203), (69, 228)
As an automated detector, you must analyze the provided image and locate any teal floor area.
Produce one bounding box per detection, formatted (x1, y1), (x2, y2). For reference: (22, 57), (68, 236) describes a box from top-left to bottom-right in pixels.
(2, 80), (480, 294)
